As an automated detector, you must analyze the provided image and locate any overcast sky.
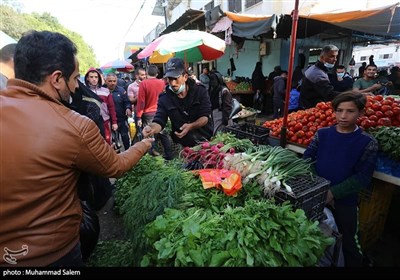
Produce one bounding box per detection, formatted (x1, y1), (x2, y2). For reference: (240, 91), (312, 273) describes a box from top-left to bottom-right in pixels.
(15, 0), (164, 66)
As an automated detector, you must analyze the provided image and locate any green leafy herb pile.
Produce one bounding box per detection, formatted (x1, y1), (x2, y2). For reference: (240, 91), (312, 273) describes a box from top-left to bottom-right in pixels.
(114, 154), (166, 215)
(369, 126), (400, 160)
(141, 200), (333, 267)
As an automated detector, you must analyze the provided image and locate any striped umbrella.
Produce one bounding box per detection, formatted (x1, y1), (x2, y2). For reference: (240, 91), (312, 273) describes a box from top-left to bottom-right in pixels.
(137, 29), (226, 63)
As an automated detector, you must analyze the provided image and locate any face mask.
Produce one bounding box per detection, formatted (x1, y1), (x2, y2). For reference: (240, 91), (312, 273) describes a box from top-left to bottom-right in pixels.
(336, 73), (345, 78)
(169, 83), (185, 95)
(324, 62), (335, 69)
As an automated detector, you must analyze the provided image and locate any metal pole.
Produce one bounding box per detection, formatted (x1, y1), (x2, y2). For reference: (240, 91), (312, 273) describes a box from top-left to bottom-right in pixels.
(163, 0), (168, 27)
(280, 0), (299, 148)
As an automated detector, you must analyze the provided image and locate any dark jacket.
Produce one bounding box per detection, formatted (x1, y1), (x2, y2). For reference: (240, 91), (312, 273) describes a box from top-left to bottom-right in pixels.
(110, 85), (131, 121)
(153, 78), (213, 147)
(273, 76), (286, 102)
(300, 61), (339, 109)
(71, 80), (105, 138)
(329, 73), (354, 92)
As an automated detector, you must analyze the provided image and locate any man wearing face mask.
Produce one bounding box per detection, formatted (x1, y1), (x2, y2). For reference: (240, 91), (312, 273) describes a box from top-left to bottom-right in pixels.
(329, 65), (354, 92)
(0, 31), (153, 267)
(142, 57), (213, 147)
(300, 45), (340, 109)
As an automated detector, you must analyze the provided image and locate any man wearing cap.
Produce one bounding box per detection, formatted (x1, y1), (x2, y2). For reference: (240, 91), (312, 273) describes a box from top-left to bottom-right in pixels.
(143, 57), (213, 147)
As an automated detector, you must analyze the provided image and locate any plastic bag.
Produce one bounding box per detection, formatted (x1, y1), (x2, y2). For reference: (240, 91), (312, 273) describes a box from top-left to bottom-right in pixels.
(229, 98), (242, 119)
(111, 130), (122, 153)
(193, 169), (242, 196)
(79, 201), (100, 261)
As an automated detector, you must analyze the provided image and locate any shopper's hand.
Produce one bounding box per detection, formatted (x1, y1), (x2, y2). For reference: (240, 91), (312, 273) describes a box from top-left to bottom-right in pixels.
(141, 137), (155, 150)
(112, 124), (118, 131)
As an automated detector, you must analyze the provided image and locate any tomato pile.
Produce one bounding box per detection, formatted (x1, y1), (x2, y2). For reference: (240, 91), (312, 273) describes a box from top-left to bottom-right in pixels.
(262, 95), (400, 146)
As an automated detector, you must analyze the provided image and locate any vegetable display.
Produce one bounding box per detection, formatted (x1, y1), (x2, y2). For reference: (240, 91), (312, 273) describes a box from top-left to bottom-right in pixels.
(113, 133), (337, 267)
(263, 95), (400, 146)
(141, 200), (333, 267)
(369, 126), (400, 161)
(223, 145), (313, 197)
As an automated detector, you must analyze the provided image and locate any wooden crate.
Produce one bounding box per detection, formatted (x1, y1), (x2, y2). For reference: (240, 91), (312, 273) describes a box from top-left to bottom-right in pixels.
(359, 178), (395, 250)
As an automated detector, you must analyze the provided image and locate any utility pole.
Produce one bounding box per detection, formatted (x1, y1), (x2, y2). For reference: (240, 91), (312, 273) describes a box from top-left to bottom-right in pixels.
(162, 0), (168, 28)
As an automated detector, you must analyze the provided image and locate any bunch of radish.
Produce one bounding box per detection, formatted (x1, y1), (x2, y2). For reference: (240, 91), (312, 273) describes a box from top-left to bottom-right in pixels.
(180, 141), (236, 169)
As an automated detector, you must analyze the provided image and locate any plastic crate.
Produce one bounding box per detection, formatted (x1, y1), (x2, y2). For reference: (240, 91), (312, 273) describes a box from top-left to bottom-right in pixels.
(274, 175), (330, 221)
(223, 123), (270, 145)
(358, 178), (395, 250)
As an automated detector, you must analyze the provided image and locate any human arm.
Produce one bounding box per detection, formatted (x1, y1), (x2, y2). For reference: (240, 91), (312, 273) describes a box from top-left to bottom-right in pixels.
(127, 83), (137, 105)
(142, 122), (162, 138)
(175, 116), (209, 138)
(121, 90), (132, 117)
(76, 119), (153, 178)
(106, 93), (118, 130)
(352, 79), (382, 95)
(136, 82), (145, 125)
(303, 131), (319, 163)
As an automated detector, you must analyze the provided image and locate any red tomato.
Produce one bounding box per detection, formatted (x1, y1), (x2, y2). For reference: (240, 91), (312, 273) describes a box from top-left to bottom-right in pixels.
(303, 139), (312, 146)
(306, 131), (314, 138)
(369, 120), (376, 127)
(382, 100), (393, 106)
(377, 118), (392, 126)
(392, 107), (400, 115)
(296, 130), (305, 138)
(361, 120), (370, 129)
(384, 110), (394, 117)
(365, 108), (375, 116)
(375, 111), (384, 118)
(381, 105), (392, 112)
(372, 102), (382, 111)
(294, 123), (303, 131)
(369, 115), (378, 122)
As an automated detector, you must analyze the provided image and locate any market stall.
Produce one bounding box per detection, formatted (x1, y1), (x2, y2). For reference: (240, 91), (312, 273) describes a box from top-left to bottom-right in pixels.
(102, 133), (339, 267)
(262, 95), (400, 250)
